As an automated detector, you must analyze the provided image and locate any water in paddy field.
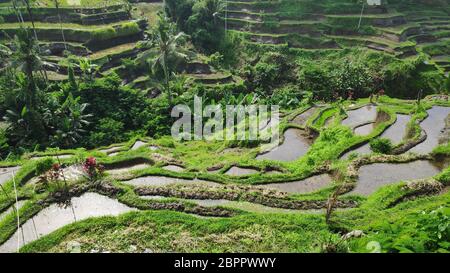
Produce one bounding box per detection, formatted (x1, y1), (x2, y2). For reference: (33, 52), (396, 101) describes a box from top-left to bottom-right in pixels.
(131, 140), (147, 150)
(105, 163), (151, 175)
(0, 201), (26, 222)
(261, 174), (333, 194)
(0, 193), (135, 253)
(100, 146), (123, 154)
(350, 160), (444, 196)
(354, 123), (375, 136)
(409, 106), (450, 154)
(342, 105), (378, 128)
(225, 166), (258, 176)
(190, 199), (231, 207)
(340, 144), (373, 159)
(124, 176), (220, 187)
(30, 154), (72, 160)
(0, 166), (20, 186)
(162, 165), (185, 173)
(341, 114), (411, 159)
(380, 114), (411, 144)
(256, 128), (311, 162)
(291, 107), (317, 126)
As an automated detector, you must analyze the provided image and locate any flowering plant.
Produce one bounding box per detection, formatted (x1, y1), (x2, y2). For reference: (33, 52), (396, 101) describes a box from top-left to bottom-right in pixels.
(38, 163), (62, 185)
(82, 157), (104, 182)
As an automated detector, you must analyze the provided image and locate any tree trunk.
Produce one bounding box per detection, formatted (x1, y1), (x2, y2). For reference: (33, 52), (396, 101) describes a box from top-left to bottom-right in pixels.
(22, 0), (38, 41)
(163, 53), (172, 105)
(54, 0), (68, 50)
(22, 0), (48, 81)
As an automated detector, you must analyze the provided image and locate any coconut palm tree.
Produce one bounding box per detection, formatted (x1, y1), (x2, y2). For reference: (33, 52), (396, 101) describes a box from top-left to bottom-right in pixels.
(19, 0), (49, 81)
(11, 0), (25, 24)
(137, 13), (187, 104)
(21, 0), (39, 41)
(205, 0), (226, 24)
(9, 29), (44, 109)
(0, 44), (11, 59)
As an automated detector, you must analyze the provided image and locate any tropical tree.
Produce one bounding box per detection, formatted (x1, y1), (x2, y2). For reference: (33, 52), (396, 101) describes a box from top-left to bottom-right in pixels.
(22, 0), (39, 40)
(0, 44), (11, 57)
(138, 13), (187, 104)
(48, 93), (92, 148)
(205, 0), (225, 23)
(0, 44), (12, 71)
(78, 58), (99, 82)
(11, 0), (25, 24)
(9, 28), (45, 109)
(2, 72), (47, 147)
(187, 0), (226, 52)
(1, 30), (52, 147)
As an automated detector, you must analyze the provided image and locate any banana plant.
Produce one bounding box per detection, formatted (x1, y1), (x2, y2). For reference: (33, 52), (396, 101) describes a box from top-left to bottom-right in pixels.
(78, 58), (99, 82)
(49, 94), (92, 148)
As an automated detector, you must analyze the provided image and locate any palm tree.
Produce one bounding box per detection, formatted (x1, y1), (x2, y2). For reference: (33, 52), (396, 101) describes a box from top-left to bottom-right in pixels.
(0, 44), (11, 60)
(10, 29), (43, 109)
(21, 0), (49, 81)
(11, 0), (25, 24)
(137, 13), (187, 104)
(3, 30), (49, 144)
(205, 0), (226, 24)
(21, 0), (39, 41)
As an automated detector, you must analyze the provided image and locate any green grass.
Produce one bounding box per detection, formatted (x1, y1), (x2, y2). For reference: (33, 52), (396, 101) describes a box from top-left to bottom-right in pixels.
(132, 2), (163, 26)
(0, 20), (134, 30)
(20, 210), (334, 253)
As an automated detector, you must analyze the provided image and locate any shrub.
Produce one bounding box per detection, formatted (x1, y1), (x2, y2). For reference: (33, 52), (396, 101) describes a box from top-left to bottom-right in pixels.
(370, 138), (393, 154)
(445, 76), (450, 93)
(331, 59), (373, 99)
(88, 118), (125, 147)
(0, 128), (9, 159)
(435, 168), (450, 185)
(207, 52), (224, 70)
(35, 158), (54, 176)
(298, 64), (333, 100)
(269, 85), (302, 109)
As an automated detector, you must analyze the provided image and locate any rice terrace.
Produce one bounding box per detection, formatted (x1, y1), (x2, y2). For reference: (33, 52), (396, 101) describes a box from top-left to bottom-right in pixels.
(0, 0), (449, 256)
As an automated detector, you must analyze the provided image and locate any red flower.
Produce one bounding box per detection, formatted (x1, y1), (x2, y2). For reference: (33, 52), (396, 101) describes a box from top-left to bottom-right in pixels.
(82, 157), (104, 182)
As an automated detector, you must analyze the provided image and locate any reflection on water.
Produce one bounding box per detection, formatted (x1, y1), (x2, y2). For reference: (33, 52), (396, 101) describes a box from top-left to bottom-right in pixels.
(261, 174), (333, 194)
(162, 165), (185, 173)
(225, 166), (258, 176)
(381, 114), (410, 144)
(291, 107), (317, 126)
(124, 176), (220, 187)
(351, 160), (444, 196)
(410, 106), (450, 154)
(341, 114), (411, 159)
(0, 166), (20, 186)
(342, 105), (378, 128)
(0, 193), (135, 253)
(256, 128), (311, 161)
(354, 123), (374, 136)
